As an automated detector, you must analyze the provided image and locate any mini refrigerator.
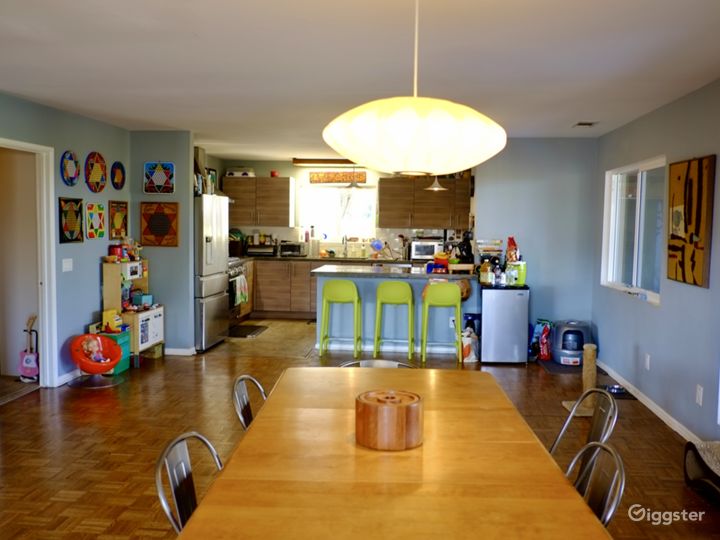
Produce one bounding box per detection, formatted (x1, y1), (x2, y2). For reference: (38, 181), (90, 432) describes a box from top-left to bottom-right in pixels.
(481, 287), (529, 363)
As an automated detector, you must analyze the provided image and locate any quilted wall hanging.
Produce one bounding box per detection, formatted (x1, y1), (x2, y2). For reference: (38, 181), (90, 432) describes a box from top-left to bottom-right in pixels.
(58, 197), (83, 243)
(85, 202), (106, 239)
(140, 201), (178, 246)
(60, 150), (80, 186)
(143, 161), (175, 194)
(84, 151), (107, 193)
(110, 161), (126, 190)
(109, 200), (128, 239)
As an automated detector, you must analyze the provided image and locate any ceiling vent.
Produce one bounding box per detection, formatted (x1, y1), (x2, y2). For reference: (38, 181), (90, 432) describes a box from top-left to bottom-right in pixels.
(573, 121), (597, 128)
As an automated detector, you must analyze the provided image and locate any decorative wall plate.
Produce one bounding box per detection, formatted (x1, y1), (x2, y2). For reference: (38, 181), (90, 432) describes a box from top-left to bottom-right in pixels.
(59, 197), (84, 243)
(85, 202), (106, 239)
(84, 151), (107, 193)
(109, 200), (128, 239)
(60, 150), (80, 186)
(140, 201), (178, 246)
(143, 161), (175, 194)
(110, 161), (126, 190)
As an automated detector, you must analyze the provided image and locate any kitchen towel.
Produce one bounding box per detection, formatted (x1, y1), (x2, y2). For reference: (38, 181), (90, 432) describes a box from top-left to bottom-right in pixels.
(236, 274), (248, 306)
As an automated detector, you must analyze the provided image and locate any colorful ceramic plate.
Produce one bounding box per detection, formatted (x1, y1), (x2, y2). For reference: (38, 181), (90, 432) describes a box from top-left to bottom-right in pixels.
(60, 150), (80, 186)
(84, 151), (107, 193)
(111, 161), (126, 190)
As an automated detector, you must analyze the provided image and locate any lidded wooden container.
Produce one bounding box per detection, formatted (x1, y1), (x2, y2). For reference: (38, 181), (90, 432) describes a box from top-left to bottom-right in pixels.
(355, 389), (423, 451)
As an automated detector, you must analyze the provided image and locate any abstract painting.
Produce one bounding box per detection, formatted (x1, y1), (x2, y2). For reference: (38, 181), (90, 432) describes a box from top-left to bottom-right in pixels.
(140, 201), (178, 246)
(60, 150), (80, 186)
(110, 161), (126, 190)
(667, 155), (716, 287)
(85, 202), (106, 239)
(84, 151), (107, 193)
(59, 197), (83, 243)
(143, 161), (175, 194)
(109, 200), (128, 239)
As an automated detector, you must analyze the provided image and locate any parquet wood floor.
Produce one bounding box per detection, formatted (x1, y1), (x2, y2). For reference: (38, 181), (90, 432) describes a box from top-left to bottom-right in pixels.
(0, 319), (718, 539)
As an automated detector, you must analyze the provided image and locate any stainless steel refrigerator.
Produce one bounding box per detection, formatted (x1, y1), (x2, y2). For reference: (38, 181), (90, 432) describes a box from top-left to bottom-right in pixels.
(194, 194), (229, 351)
(481, 287), (530, 363)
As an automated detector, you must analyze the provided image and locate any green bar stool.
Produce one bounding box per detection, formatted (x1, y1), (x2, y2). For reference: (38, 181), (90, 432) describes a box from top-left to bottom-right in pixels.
(373, 281), (414, 360)
(319, 279), (362, 358)
(421, 281), (462, 365)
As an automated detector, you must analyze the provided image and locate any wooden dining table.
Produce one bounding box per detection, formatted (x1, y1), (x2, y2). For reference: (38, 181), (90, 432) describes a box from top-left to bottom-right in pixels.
(179, 367), (610, 539)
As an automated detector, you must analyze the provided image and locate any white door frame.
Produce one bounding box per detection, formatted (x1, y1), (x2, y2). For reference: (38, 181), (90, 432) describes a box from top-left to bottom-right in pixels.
(0, 137), (57, 387)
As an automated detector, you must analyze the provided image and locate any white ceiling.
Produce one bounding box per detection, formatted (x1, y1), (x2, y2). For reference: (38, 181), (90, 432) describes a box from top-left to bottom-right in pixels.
(2, 0), (720, 161)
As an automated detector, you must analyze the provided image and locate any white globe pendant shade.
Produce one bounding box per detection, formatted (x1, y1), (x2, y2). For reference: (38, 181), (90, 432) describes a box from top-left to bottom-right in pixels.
(322, 96), (507, 176)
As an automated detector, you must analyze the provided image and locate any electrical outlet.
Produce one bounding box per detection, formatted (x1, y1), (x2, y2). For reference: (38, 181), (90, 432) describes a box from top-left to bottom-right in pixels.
(644, 353), (651, 371)
(696, 385), (703, 407)
(449, 317), (455, 329)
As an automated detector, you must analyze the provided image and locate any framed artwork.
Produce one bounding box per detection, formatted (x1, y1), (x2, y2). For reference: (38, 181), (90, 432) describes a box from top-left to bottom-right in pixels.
(60, 150), (80, 186)
(85, 202), (106, 239)
(667, 154), (716, 287)
(110, 161), (126, 190)
(84, 151), (107, 193)
(144, 161), (175, 194)
(109, 200), (128, 239)
(58, 197), (84, 243)
(140, 201), (179, 247)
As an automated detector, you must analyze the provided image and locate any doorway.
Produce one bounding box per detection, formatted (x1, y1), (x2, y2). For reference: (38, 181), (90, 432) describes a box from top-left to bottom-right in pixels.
(0, 138), (57, 396)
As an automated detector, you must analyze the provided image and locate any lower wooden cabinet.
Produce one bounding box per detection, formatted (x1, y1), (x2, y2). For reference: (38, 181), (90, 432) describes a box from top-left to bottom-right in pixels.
(290, 261), (312, 312)
(254, 260), (291, 311)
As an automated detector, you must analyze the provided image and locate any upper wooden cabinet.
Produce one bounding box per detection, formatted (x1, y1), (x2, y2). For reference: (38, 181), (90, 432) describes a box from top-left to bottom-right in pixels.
(223, 177), (295, 227)
(377, 176), (472, 229)
(377, 178), (414, 228)
(412, 177), (454, 229)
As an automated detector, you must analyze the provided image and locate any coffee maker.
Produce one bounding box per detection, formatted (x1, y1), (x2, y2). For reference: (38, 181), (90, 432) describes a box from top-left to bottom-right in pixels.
(456, 230), (474, 264)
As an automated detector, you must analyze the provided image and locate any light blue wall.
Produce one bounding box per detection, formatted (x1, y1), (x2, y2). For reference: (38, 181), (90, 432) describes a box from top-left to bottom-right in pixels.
(474, 139), (598, 325)
(0, 92), (131, 378)
(130, 132), (195, 351)
(594, 79), (720, 439)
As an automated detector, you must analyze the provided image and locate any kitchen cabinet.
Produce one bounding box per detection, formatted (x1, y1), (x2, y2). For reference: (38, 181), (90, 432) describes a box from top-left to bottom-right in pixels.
(223, 176), (295, 227)
(290, 262), (312, 312)
(377, 176), (472, 230)
(412, 177), (454, 229)
(377, 178), (414, 228)
(254, 260), (291, 311)
(452, 176), (472, 230)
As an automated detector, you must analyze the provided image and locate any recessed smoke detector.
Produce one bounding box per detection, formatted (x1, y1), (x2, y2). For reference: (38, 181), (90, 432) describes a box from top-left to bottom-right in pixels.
(573, 121), (597, 128)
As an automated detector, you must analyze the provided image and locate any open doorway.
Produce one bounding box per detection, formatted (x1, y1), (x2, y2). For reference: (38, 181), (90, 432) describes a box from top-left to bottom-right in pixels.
(0, 138), (57, 401)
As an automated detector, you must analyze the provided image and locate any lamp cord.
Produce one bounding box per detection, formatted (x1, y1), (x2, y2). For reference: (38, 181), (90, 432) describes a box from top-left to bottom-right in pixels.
(413, 0), (419, 97)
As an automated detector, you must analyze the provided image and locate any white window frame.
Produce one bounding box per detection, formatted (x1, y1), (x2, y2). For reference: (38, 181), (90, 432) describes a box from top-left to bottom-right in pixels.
(600, 155), (665, 305)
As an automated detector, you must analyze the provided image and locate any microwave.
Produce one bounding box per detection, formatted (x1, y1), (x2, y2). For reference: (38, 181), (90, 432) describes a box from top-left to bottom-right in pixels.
(411, 241), (443, 260)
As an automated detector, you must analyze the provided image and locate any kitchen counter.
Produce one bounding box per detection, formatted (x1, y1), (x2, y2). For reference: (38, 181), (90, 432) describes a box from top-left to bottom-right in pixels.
(312, 264), (472, 280)
(312, 265), (480, 358)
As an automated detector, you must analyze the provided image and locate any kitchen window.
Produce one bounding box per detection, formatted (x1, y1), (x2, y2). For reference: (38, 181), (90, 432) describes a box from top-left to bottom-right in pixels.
(299, 184), (377, 241)
(601, 156), (666, 304)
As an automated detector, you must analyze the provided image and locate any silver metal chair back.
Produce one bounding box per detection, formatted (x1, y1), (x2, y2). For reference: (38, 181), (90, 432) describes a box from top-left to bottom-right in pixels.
(233, 374), (267, 430)
(566, 442), (626, 526)
(549, 388), (618, 455)
(155, 431), (223, 533)
(340, 359), (416, 368)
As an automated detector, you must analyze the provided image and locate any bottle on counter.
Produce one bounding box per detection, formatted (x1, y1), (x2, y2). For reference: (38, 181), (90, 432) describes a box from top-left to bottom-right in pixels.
(480, 260), (493, 285)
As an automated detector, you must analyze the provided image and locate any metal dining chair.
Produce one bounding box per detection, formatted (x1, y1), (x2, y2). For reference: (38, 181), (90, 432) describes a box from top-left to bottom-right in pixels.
(340, 359), (416, 368)
(550, 388), (618, 455)
(155, 431), (223, 534)
(233, 374), (267, 430)
(565, 442), (626, 526)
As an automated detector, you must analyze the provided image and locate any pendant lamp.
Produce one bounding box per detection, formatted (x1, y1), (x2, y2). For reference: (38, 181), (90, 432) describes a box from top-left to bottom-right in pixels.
(322, 0), (506, 176)
(425, 176), (447, 191)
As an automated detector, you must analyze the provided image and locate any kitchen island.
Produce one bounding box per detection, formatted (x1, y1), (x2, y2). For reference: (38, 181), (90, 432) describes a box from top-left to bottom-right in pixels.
(312, 264), (479, 357)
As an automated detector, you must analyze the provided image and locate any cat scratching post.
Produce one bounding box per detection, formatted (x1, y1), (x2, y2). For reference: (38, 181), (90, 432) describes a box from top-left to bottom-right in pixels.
(561, 343), (597, 416)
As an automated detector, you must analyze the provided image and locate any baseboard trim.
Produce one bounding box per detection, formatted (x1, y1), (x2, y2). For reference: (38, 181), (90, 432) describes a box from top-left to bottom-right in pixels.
(56, 369), (81, 387)
(597, 360), (700, 444)
(166, 348), (195, 356)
